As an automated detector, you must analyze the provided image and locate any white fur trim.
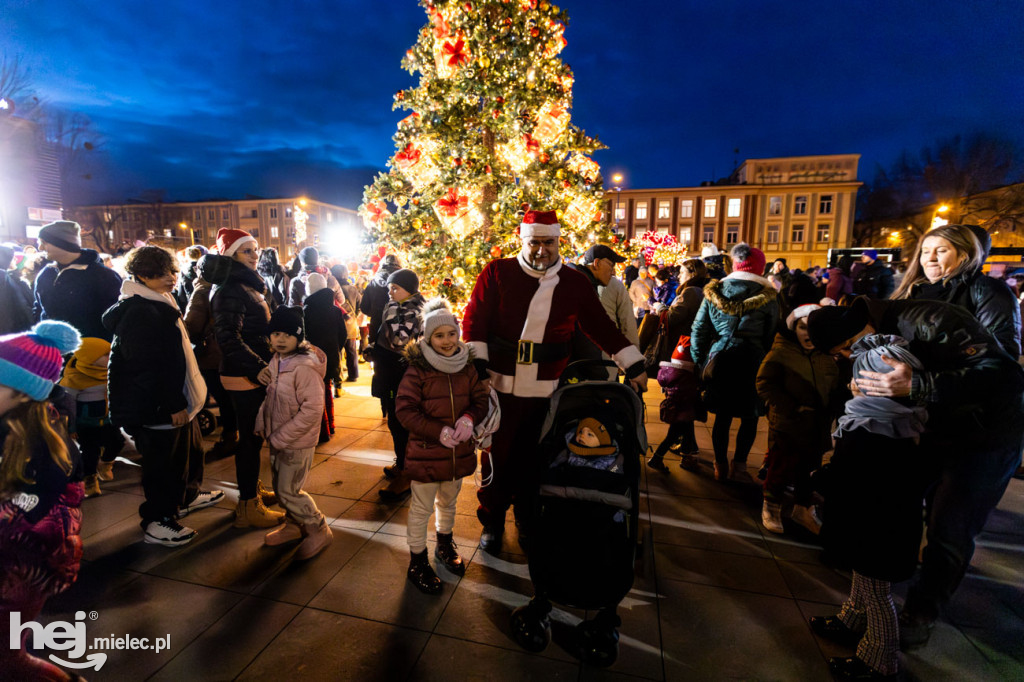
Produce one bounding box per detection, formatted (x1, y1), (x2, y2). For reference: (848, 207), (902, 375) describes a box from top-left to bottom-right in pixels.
(519, 222), (561, 239)
(724, 271), (772, 287)
(467, 340), (489, 362)
(517, 250), (562, 277)
(221, 234), (256, 257)
(611, 344), (644, 372)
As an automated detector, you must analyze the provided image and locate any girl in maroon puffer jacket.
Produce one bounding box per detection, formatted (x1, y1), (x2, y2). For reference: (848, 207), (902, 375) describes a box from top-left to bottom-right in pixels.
(396, 299), (489, 595)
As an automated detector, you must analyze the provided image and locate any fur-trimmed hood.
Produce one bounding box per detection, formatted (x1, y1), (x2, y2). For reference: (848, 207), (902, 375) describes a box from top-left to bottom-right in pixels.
(703, 271), (778, 316)
(403, 337), (475, 370)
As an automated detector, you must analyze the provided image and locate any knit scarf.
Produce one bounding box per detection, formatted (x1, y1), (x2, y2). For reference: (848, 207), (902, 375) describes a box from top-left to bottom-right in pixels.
(834, 334), (928, 440)
(419, 339), (469, 374)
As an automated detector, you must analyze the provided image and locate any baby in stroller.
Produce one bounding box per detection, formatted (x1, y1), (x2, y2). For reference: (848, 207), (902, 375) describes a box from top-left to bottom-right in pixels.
(561, 417), (623, 472)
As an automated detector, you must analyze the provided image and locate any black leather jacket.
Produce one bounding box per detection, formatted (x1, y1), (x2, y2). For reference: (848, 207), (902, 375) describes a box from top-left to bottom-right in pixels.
(211, 258), (274, 383)
(910, 270), (1021, 358)
(853, 261), (895, 299)
(866, 298), (1024, 438)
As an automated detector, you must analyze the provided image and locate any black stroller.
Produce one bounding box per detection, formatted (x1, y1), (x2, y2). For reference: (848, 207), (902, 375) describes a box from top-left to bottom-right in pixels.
(510, 360), (647, 667)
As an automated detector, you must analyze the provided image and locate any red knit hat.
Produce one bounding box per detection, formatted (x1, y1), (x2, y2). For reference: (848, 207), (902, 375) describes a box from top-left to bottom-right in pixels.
(216, 228), (257, 257)
(519, 210), (561, 239)
(731, 243), (767, 275)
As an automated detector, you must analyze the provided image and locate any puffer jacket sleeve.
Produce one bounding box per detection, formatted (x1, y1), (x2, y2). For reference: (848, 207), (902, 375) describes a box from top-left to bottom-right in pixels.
(970, 275), (1022, 358)
(268, 363), (324, 450)
(690, 298), (715, 368)
(184, 283), (211, 345)
(395, 366), (446, 442)
(756, 342), (797, 415)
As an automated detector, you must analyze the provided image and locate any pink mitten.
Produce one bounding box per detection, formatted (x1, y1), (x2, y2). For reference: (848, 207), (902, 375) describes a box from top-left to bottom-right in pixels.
(440, 426), (459, 449)
(453, 415), (474, 442)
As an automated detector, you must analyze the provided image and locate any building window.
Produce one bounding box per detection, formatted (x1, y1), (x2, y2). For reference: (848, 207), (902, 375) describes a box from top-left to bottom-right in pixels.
(766, 224), (780, 244)
(192, 229), (202, 243)
(819, 194), (833, 214)
(680, 199), (693, 218)
(193, 209), (201, 222)
(614, 207), (625, 221)
(727, 198), (741, 218)
(207, 209), (216, 221)
(679, 227), (692, 244)
(250, 228), (259, 240)
(327, 212), (333, 222)
(794, 196), (807, 215)
(817, 223), (831, 242)
(164, 229), (172, 237)
(657, 200), (671, 220)
(635, 201), (648, 220)
(287, 227), (296, 241)
(221, 208), (229, 221)
(250, 209), (258, 218)
(726, 224), (739, 244)
(702, 226), (715, 243)
(270, 208), (278, 219)
(792, 224), (805, 243)
(704, 198), (717, 218)
(285, 207), (293, 218)
(768, 196), (782, 216)
(271, 225), (279, 239)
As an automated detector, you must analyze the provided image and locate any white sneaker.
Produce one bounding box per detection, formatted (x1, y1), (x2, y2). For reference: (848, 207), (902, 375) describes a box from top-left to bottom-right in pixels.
(178, 490), (226, 518)
(144, 518), (197, 546)
(761, 500), (785, 534)
(790, 504), (823, 535)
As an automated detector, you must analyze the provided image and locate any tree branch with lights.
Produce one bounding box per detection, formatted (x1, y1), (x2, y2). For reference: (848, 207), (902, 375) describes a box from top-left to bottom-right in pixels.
(360, 0), (611, 300)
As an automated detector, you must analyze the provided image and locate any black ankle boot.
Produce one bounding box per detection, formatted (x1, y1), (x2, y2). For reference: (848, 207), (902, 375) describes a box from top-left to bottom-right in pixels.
(510, 598), (552, 653)
(435, 532), (465, 576)
(407, 550), (443, 595)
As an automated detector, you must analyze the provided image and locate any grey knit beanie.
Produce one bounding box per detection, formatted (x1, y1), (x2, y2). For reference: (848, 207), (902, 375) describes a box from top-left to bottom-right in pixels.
(38, 220), (82, 253)
(421, 298), (459, 338)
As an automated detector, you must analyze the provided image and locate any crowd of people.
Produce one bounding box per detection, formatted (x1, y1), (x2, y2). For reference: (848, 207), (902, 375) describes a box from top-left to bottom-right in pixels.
(1, 216), (1023, 679)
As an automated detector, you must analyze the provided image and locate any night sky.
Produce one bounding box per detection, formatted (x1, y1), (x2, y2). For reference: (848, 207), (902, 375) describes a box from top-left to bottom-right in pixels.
(4, 0), (1023, 208)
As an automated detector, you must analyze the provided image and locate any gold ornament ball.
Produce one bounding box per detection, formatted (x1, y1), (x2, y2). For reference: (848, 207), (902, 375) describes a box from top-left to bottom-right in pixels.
(556, 168), (565, 179)
(452, 266), (466, 279)
(466, 254), (477, 266)
(412, 218), (423, 230)
(478, 56), (490, 68)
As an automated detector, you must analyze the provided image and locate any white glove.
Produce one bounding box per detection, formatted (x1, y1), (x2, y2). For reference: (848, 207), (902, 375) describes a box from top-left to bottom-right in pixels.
(453, 415), (474, 442)
(440, 426), (459, 449)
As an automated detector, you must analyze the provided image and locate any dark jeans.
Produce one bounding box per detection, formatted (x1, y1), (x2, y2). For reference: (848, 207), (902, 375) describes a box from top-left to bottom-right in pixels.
(229, 387), (266, 500)
(133, 424), (192, 526)
(201, 369), (237, 438)
(382, 390), (409, 468)
(906, 424), (1024, 619)
(652, 421), (697, 459)
(77, 422), (125, 475)
(343, 338), (359, 380)
(711, 415), (759, 466)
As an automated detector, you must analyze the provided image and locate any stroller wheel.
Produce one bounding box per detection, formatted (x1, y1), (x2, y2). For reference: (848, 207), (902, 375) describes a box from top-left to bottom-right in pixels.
(574, 611), (621, 667)
(196, 409), (217, 437)
(510, 602), (551, 653)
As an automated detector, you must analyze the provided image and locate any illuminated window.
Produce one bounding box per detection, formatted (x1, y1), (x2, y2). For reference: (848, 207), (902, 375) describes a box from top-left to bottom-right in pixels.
(768, 196), (782, 216)
(271, 225), (279, 239)
(636, 201), (648, 220)
(727, 198), (741, 218)
(164, 229), (172, 237)
(817, 223), (831, 242)
(327, 212), (333, 222)
(726, 224), (739, 244)
(658, 200), (671, 219)
(615, 207), (625, 221)
(704, 199), (717, 218)
(819, 194), (833, 214)
(792, 224), (805, 243)
(285, 207), (293, 218)
(680, 199), (693, 218)
(679, 227), (692, 244)
(794, 196), (807, 215)
(766, 225), (780, 243)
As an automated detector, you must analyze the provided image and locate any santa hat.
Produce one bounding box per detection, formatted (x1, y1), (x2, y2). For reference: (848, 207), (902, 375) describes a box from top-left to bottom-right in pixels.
(786, 303), (821, 330)
(670, 336), (694, 366)
(216, 228), (257, 257)
(519, 210), (561, 239)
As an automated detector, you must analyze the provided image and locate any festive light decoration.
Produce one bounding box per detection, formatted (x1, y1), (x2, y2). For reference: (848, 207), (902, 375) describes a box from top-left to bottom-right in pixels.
(360, 0), (611, 300)
(635, 230), (688, 265)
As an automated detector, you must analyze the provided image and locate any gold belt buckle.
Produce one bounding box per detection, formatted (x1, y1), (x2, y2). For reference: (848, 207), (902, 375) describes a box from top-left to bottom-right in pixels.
(517, 340), (534, 365)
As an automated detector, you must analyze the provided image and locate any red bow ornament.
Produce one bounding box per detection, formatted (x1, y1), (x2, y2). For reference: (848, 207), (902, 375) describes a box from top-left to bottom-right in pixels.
(443, 38), (469, 67)
(436, 188), (468, 217)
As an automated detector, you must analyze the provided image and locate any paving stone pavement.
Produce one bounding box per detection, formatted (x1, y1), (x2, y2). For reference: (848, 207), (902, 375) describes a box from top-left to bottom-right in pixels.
(38, 373), (1024, 681)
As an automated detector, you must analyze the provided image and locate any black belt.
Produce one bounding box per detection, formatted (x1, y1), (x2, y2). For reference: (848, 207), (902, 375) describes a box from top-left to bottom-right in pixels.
(489, 336), (570, 365)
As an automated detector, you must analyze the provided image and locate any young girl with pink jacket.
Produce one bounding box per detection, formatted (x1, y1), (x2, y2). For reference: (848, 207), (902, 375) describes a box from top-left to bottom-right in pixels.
(255, 306), (333, 559)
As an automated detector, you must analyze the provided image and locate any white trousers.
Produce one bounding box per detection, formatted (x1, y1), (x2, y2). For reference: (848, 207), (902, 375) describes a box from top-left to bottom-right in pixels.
(407, 478), (462, 554)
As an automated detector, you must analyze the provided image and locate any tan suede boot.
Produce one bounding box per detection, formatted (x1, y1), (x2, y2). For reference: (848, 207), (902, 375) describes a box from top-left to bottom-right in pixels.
(257, 480), (279, 507)
(234, 497), (285, 528)
(295, 519), (333, 559)
(83, 474), (101, 498)
(264, 522), (303, 546)
(97, 460), (115, 481)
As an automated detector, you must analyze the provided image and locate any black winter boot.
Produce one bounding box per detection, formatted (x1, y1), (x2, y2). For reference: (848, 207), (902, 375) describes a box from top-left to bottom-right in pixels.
(435, 532), (466, 576)
(407, 550), (443, 595)
(510, 597), (552, 653)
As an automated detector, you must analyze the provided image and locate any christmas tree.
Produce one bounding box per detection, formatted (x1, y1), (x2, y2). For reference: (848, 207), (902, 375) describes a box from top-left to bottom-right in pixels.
(359, 0), (611, 301)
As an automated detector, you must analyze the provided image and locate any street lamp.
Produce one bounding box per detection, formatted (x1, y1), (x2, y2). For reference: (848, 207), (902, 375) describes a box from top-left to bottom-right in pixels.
(611, 173), (623, 234)
(931, 203), (950, 230)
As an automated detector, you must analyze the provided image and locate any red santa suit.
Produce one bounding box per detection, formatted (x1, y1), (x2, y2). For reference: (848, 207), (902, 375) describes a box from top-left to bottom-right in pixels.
(462, 218), (644, 535)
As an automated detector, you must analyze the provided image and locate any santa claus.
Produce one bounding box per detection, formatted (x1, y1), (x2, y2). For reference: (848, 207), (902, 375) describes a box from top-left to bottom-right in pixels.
(462, 209), (647, 554)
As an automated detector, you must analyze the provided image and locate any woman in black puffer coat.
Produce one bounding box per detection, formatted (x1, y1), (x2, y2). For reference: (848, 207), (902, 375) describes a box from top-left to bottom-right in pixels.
(210, 230), (282, 528)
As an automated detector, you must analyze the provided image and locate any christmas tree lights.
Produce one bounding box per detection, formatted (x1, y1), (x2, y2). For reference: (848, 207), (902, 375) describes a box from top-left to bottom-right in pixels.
(360, 0), (611, 300)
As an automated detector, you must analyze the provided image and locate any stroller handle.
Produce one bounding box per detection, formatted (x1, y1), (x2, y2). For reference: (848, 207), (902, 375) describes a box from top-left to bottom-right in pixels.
(557, 359), (621, 388)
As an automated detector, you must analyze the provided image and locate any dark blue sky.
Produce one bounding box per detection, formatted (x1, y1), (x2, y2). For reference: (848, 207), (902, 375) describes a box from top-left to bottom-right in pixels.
(4, 1), (1023, 208)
